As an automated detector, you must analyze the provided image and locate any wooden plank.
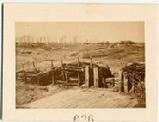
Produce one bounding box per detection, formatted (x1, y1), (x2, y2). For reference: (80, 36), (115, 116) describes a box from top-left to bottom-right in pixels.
(77, 57), (80, 86)
(119, 71), (123, 92)
(85, 65), (89, 87)
(63, 82), (78, 86)
(93, 66), (99, 87)
(123, 72), (128, 93)
(16, 70), (24, 74)
(65, 66), (83, 69)
(63, 67), (84, 72)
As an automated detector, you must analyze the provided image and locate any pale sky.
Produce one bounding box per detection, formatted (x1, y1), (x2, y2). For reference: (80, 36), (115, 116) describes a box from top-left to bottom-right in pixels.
(16, 22), (144, 43)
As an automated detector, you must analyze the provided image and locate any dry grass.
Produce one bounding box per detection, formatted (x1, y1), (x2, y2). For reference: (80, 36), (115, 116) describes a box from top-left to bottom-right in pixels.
(16, 81), (66, 108)
(16, 42), (145, 107)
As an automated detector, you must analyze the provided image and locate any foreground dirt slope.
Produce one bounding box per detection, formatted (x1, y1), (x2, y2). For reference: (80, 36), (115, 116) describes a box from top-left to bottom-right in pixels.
(22, 88), (138, 108)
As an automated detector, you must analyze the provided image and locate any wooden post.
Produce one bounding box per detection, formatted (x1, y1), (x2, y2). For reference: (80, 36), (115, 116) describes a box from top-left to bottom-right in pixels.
(32, 62), (40, 85)
(65, 72), (68, 83)
(112, 78), (115, 87)
(78, 73), (80, 86)
(93, 66), (99, 87)
(32, 61), (38, 73)
(129, 72), (135, 93)
(51, 60), (54, 67)
(119, 70), (123, 92)
(60, 58), (63, 67)
(90, 56), (93, 68)
(61, 58), (65, 81)
(51, 60), (55, 85)
(132, 72), (135, 93)
(85, 65), (89, 87)
(102, 78), (106, 88)
(37, 75), (40, 85)
(22, 64), (26, 83)
(123, 72), (129, 93)
(77, 57), (80, 86)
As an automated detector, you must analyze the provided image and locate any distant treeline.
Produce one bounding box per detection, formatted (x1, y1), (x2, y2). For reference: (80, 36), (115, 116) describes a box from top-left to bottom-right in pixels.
(16, 40), (143, 46)
(16, 35), (144, 45)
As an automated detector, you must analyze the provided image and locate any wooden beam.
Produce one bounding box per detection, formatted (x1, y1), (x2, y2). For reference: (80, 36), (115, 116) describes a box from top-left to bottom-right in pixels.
(63, 67), (84, 72)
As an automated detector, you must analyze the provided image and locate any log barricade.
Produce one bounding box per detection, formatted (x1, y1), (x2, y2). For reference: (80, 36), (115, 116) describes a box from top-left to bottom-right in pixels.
(16, 58), (114, 88)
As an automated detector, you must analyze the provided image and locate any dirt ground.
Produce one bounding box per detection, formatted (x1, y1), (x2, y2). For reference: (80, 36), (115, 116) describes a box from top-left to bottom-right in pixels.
(21, 87), (139, 108)
(16, 42), (145, 108)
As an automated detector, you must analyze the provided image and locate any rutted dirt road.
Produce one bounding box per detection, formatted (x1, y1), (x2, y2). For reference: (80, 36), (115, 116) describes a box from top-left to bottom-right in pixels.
(22, 88), (138, 108)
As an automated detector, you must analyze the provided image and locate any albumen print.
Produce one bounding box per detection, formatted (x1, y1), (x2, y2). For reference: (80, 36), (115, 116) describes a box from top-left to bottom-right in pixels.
(16, 22), (145, 108)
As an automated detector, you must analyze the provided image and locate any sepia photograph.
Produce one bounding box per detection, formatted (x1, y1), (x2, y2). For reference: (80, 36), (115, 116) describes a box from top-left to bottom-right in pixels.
(15, 22), (145, 108)
(3, 3), (158, 122)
